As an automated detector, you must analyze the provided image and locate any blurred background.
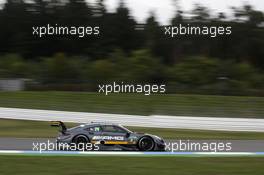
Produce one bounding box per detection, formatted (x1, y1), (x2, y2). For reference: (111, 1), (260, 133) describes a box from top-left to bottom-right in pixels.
(0, 2), (264, 173)
(0, 0), (263, 95)
(0, 0), (263, 119)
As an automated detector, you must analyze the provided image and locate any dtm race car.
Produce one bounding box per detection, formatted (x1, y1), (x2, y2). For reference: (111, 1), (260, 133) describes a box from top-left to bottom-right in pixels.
(51, 121), (165, 151)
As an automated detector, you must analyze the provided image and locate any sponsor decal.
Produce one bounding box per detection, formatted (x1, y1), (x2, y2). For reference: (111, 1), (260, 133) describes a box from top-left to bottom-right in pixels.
(92, 136), (125, 141)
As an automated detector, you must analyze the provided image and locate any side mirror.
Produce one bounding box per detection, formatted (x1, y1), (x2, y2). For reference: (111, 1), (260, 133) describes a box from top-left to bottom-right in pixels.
(126, 132), (130, 138)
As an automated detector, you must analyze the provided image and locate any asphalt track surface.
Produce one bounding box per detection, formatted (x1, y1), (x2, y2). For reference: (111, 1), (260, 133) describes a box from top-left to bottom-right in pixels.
(1, 107), (264, 132)
(1, 138), (264, 152)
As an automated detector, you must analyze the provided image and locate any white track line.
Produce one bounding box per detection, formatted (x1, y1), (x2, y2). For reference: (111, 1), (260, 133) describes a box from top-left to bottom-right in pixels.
(0, 107), (264, 132)
(0, 150), (263, 156)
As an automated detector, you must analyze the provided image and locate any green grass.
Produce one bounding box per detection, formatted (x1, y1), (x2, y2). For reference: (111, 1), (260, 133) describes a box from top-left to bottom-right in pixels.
(0, 156), (264, 175)
(1, 91), (264, 118)
(1, 119), (264, 139)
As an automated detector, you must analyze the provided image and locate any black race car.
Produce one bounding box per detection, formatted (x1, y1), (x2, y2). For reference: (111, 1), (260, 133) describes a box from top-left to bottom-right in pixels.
(51, 121), (165, 151)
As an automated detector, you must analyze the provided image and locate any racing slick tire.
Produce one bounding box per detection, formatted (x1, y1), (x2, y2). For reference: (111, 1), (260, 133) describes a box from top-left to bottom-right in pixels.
(137, 136), (155, 151)
(73, 135), (89, 151)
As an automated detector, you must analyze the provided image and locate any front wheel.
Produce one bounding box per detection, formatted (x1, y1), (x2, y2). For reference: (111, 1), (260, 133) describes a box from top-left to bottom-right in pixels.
(138, 136), (155, 151)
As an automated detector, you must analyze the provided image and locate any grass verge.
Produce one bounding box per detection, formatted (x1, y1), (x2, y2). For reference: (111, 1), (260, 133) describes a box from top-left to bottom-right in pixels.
(0, 91), (264, 118)
(0, 156), (264, 175)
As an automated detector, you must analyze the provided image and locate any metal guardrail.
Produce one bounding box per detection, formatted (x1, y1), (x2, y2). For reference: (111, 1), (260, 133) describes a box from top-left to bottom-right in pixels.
(0, 107), (264, 132)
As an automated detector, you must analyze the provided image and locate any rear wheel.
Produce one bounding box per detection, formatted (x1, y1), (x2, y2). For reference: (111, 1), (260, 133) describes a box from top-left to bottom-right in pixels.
(138, 136), (155, 151)
(73, 135), (89, 151)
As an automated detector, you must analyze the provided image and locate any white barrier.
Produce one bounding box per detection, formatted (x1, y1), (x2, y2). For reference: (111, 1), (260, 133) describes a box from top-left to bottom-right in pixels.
(0, 107), (264, 132)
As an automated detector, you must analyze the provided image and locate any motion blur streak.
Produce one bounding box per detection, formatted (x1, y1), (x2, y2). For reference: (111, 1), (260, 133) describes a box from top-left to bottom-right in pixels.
(0, 107), (264, 132)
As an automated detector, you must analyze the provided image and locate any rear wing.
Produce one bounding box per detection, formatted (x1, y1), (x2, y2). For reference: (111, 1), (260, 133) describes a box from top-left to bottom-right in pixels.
(50, 121), (67, 134)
